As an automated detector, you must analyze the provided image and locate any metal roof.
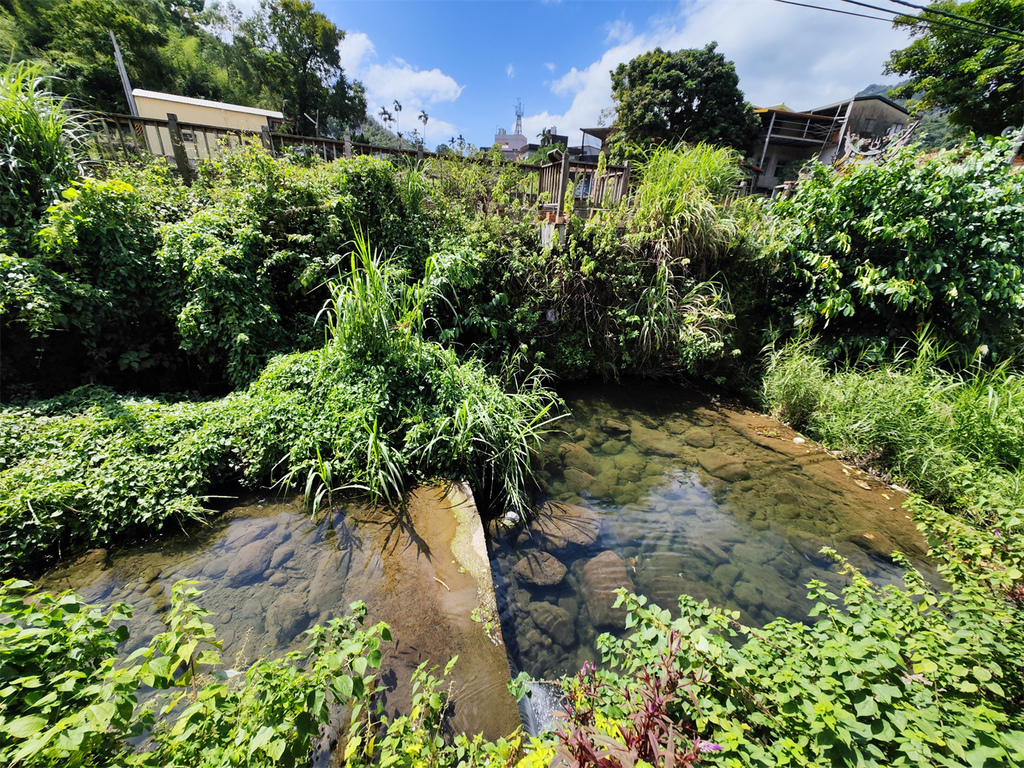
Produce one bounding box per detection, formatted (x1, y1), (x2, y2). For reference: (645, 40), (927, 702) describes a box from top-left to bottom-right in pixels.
(132, 89), (284, 119)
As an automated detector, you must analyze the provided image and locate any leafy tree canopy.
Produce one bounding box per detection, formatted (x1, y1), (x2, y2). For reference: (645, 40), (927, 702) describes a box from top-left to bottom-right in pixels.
(0, 0), (366, 134)
(237, 0), (365, 136)
(609, 43), (762, 156)
(885, 0), (1024, 136)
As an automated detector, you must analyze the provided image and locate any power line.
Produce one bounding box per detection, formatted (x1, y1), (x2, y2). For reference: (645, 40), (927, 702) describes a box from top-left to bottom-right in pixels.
(884, 0), (1024, 39)
(771, 0), (1024, 44)
(771, 0), (894, 24)
(837, 0), (1024, 42)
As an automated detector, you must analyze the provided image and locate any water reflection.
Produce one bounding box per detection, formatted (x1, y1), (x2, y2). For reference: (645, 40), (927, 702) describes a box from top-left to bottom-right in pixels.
(491, 382), (932, 681)
(38, 498), (371, 664)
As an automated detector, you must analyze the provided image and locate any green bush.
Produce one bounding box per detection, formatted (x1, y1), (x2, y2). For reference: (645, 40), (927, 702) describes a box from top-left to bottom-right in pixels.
(596, 552), (1024, 768)
(0, 239), (560, 574)
(769, 138), (1024, 362)
(0, 580), (391, 768)
(0, 388), (235, 575)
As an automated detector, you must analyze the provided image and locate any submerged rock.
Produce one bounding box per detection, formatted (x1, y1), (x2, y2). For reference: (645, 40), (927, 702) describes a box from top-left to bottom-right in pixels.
(600, 438), (625, 455)
(580, 551), (633, 629)
(514, 551), (567, 586)
(602, 418), (631, 435)
(712, 563), (741, 589)
(560, 443), (599, 475)
(266, 593), (309, 645)
(697, 450), (750, 482)
(683, 427), (715, 449)
(530, 502), (602, 549)
(308, 548), (351, 610)
(528, 603), (576, 648)
(564, 467), (596, 495)
(224, 537), (277, 587)
(629, 423), (680, 457)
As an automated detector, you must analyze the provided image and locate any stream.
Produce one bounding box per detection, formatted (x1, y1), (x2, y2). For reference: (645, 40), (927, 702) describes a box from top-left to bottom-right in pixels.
(489, 382), (931, 682)
(37, 383), (931, 737)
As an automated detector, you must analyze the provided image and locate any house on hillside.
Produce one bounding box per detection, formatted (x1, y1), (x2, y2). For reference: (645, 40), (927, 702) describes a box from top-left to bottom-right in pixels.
(130, 89), (286, 165)
(133, 89), (286, 132)
(752, 94), (910, 193)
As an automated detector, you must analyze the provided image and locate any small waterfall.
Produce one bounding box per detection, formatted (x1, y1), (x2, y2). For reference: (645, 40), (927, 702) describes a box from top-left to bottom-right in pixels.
(517, 681), (565, 736)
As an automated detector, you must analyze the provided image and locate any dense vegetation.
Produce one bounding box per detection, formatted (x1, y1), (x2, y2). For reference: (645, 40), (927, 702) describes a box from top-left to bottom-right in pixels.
(0, 0), (366, 135)
(2, 62), (1024, 768)
(767, 137), (1024, 362)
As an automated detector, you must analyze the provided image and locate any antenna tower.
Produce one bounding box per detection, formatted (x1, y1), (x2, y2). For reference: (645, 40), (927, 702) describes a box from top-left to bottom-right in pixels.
(514, 99), (524, 136)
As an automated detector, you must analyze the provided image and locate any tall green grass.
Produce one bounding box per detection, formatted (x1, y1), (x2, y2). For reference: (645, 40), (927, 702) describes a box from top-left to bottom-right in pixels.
(763, 339), (1024, 525)
(0, 61), (88, 240)
(629, 142), (747, 268)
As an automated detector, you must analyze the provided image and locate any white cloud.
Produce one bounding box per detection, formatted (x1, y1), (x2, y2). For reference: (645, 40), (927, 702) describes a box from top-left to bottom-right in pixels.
(522, 0), (912, 146)
(507, 63), (515, 79)
(544, 62), (556, 73)
(337, 31), (375, 74)
(605, 19), (634, 45)
(337, 30), (465, 137)
(363, 60), (464, 107)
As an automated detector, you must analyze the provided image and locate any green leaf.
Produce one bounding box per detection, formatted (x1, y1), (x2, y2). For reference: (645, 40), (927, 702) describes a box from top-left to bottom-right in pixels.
(3, 715), (48, 739)
(332, 675), (354, 699)
(248, 725), (276, 757)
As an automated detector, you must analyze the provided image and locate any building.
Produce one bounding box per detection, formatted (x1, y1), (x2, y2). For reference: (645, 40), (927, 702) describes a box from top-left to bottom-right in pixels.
(494, 126), (529, 159)
(133, 89), (285, 132)
(130, 89), (286, 166)
(578, 127), (613, 161)
(752, 95), (910, 193)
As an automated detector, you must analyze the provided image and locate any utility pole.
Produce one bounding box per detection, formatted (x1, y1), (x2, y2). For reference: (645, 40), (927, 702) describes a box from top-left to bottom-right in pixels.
(109, 31), (138, 117)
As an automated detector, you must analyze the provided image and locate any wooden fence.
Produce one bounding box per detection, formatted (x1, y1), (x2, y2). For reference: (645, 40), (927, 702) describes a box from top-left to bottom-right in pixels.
(89, 112), (630, 209)
(535, 150), (630, 216)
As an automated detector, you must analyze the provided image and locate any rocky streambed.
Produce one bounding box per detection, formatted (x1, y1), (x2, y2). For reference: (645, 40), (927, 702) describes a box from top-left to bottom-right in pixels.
(38, 484), (520, 742)
(36, 382), (933, 740)
(490, 382), (931, 681)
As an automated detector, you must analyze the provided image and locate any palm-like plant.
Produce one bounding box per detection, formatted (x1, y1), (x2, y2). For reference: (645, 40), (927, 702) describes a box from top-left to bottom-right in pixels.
(418, 109), (428, 147)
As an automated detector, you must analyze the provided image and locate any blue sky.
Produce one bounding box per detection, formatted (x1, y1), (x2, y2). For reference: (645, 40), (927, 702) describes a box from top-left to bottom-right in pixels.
(312, 0), (914, 150)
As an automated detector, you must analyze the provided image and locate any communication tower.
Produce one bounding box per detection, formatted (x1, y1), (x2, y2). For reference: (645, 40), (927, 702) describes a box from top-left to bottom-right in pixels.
(514, 99), (524, 136)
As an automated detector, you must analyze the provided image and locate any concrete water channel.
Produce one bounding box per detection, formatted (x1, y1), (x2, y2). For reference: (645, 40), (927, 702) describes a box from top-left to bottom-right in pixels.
(38, 383), (931, 746)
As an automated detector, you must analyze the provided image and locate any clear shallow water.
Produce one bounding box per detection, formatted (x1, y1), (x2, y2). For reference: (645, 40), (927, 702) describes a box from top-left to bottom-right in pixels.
(489, 383), (932, 682)
(37, 488), (522, 741)
(38, 497), (374, 664)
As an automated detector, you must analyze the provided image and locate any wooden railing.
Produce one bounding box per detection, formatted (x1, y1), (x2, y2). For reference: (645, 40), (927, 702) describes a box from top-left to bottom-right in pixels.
(536, 151), (631, 215)
(89, 113), (632, 210)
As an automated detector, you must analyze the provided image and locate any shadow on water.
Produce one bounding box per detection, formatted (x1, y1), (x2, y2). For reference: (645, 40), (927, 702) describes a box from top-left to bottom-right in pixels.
(489, 381), (935, 683)
(38, 485), (522, 743)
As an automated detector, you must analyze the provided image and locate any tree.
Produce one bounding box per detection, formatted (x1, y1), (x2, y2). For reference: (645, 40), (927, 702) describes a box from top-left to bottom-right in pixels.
(35, 0), (169, 112)
(885, 0), (1024, 136)
(609, 44), (761, 156)
(238, 0), (364, 135)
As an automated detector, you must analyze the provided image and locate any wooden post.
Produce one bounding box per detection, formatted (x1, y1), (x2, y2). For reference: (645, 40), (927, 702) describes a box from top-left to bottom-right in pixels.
(616, 160), (631, 203)
(167, 113), (194, 185)
(555, 150), (571, 218)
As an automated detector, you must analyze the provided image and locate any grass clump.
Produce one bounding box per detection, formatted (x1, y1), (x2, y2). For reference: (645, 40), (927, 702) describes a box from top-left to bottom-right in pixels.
(763, 338), (1024, 530)
(0, 61), (88, 246)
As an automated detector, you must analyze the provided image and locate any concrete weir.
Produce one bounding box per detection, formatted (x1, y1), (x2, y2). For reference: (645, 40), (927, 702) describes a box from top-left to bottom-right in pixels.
(355, 482), (521, 740)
